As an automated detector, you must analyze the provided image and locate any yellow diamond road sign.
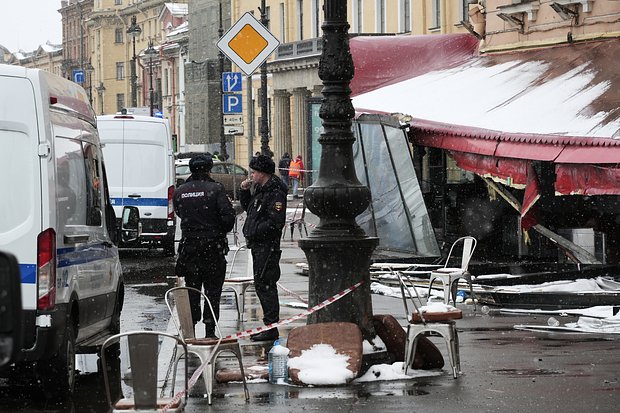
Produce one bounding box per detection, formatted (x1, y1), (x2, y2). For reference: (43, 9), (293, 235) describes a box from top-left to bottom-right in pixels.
(217, 12), (280, 76)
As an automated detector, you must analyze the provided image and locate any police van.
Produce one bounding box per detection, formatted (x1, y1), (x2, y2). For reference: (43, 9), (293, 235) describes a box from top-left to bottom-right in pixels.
(97, 114), (176, 255)
(0, 64), (124, 397)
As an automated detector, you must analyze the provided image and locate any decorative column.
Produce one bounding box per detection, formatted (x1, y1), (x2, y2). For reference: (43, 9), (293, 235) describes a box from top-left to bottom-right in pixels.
(298, 0), (378, 337)
(273, 89), (292, 158)
(292, 87), (312, 161)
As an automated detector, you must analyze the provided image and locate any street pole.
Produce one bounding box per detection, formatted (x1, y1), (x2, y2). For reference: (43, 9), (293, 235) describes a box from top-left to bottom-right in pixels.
(298, 0), (378, 337)
(259, 0), (271, 157)
(127, 16), (141, 108)
(247, 74), (254, 162)
(145, 40), (156, 117)
(218, 1), (227, 159)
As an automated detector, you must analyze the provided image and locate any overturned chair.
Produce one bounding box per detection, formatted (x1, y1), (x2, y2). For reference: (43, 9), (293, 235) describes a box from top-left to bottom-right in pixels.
(100, 330), (189, 413)
(397, 272), (462, 379)
(165, 286), (250, 404)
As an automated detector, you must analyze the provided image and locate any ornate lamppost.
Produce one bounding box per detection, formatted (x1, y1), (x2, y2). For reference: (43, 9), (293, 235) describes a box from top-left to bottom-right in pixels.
(84, 61), (94, 107)
(127, 16), (142, 108)
(259, 0), (271, 156)
(299, 1), (378, 337)
(144, 41), (158, 117)
(96, 82), (106, 115)
(218, 0), (228, 159)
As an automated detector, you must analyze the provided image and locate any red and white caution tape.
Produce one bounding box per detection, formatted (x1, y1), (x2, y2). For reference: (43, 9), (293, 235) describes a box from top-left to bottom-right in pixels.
(277, 281), (308, 304)
(223, 280), (363, 340)
(161, 279), (363, 412)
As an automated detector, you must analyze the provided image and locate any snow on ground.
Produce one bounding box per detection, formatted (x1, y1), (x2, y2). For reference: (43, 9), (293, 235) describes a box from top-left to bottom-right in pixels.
(354, 362), (443, 383)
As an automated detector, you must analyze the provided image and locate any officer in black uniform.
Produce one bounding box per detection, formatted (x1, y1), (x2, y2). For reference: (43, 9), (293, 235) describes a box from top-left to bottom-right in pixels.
(173, 154), (235, 338)
(239, 155), (287, 341)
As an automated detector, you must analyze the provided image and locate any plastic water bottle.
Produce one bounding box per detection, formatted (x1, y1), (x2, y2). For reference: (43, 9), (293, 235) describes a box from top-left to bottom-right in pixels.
(268, 339), (290, 384)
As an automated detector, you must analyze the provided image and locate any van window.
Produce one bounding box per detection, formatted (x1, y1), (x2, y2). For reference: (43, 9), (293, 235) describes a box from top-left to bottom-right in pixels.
(83, 142), (103, 226)
(55, 138), (87, 226)
(0, 130), (35, 233)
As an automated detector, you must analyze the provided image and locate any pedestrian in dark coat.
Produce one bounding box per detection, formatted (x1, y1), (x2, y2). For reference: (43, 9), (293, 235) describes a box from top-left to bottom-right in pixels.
(173, 154), (235, 338)
(278, 152), (291, 188)
(239, 155), (287, 341)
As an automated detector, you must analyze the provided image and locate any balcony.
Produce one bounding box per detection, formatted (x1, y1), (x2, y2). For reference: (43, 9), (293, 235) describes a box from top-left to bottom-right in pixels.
(275, 38), (322, 61)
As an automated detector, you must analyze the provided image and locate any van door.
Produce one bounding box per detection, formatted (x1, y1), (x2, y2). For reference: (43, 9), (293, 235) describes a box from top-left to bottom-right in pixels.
(0, 75), (42, 329)
(98, 120), (124, 219)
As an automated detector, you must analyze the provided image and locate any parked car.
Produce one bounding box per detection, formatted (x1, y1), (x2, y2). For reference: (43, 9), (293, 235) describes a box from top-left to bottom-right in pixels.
(175, 158), (248, 199)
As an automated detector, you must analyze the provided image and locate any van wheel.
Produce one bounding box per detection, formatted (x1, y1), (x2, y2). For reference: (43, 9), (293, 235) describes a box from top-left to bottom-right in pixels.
(40, 323), (76, 401)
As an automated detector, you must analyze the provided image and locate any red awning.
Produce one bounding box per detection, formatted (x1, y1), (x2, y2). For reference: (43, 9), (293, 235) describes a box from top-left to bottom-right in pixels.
(350, 35), (620, 194)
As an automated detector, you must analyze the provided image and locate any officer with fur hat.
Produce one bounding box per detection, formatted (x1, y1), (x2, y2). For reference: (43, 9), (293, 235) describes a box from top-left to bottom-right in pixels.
(239, 155), (288, 341)
(173, 154), (235, 338)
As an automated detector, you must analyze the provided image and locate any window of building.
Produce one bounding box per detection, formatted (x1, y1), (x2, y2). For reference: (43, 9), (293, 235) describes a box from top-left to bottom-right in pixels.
(279, 3), (285, 41)
(376, 0), (386, 33)
(115, 0), (122, 5)
(298, 0), (304, 40)
(163, 68), (169, 96)
(115, 28), (123, 43)
(116, 62), (125, 80)
(400, 0), (411, 33)
(431, 0), (441, 29)
(459, 0), (469, 23)
(355, 0), (363, 33)
(116, 93), (125, 113)
(312, 0), (320, 37)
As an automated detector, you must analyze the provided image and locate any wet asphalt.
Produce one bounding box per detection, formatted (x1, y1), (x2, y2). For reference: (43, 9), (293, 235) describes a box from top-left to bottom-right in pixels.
(2, 205), (617, 412)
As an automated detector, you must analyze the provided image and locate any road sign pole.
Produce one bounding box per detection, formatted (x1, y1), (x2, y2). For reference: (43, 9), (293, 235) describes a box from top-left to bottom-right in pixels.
(259, 0), (271, 157)
(219, 1), (228, 160)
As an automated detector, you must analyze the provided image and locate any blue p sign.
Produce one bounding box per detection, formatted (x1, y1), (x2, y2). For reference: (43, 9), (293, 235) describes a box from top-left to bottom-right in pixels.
(223, 94), (242, 114)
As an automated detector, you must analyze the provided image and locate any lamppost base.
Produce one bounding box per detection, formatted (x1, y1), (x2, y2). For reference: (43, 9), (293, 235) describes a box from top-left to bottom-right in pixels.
(299, 236), (378, 338)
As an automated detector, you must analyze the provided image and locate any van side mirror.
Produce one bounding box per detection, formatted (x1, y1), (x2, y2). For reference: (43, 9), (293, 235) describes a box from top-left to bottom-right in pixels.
(121, 206), (141, 243)
(0, 251), (23, 367)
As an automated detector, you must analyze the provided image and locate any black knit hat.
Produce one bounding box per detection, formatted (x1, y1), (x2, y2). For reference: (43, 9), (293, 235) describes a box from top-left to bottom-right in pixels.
(249, 155), (275, 174)
(189, 154), (213, 172)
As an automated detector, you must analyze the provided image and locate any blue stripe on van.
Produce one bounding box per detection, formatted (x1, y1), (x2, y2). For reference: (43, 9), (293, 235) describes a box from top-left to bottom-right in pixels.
(57, 243), (116, 268)
(110, 197), (168, 207)
(19, 264), (36, 284)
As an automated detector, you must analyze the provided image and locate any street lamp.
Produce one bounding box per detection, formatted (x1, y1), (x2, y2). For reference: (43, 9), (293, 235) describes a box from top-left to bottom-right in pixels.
(126, 15), (142, 108)
(259, 0), (271, 156)
(143, 40), (158, 117)
(84, 61), (94, 107)
(96, 82), (106, 115)
(298, 1), (378, 337)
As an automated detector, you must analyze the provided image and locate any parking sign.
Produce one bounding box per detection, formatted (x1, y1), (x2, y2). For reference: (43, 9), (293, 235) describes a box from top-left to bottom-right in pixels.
(223, 94), (242, 114)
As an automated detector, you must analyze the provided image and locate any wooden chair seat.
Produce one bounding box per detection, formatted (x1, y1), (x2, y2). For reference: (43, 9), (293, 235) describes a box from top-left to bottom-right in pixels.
(411, 308), (463, 323)
(186, 337), (239, 345)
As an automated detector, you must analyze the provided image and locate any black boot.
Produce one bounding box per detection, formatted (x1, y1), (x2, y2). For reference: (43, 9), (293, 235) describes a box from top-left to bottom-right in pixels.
(250, 328), (279, 342)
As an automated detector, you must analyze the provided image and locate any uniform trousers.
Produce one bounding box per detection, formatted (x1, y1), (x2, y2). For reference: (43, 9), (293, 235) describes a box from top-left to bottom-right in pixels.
(249, 241), (282, 325)
(175, 237), (227, 333)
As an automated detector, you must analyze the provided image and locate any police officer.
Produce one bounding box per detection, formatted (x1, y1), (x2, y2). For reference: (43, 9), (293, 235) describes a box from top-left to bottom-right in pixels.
(173, 154), (235, 338)
(239, 155), (287, 341)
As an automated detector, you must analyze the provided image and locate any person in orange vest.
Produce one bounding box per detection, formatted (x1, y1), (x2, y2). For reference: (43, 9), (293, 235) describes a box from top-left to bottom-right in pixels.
(288, 155), (304, 199)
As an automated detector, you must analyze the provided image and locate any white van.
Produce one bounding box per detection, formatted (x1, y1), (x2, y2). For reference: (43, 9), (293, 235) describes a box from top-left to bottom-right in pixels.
(97, 114), (176, 255)
(0, 64), (123, 397)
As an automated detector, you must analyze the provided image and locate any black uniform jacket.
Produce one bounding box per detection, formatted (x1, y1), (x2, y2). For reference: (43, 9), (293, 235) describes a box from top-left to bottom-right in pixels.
(239, 175), (287, 243)
(173, 173), (235, 239)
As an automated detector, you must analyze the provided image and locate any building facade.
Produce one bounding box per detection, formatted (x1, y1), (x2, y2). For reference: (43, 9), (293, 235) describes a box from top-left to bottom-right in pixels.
(60, 0), (94, 103)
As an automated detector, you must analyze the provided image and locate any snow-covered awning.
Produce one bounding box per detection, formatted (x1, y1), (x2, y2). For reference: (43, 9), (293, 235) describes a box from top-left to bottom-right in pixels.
(350, 35), (620, 195)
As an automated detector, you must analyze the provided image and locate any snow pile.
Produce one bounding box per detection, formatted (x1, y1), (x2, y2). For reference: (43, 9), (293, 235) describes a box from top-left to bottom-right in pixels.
(419, 302), (459, 313)
(362, 336), (386, 354)
(496, 277), (620, 293)
(287, 344), (355, 385)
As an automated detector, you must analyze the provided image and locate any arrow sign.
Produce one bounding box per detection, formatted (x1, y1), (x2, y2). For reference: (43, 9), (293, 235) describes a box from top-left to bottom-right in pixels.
(224, 125), (244, 135)
(222, 72), (242, 93)
(224, 114), (243, 125)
